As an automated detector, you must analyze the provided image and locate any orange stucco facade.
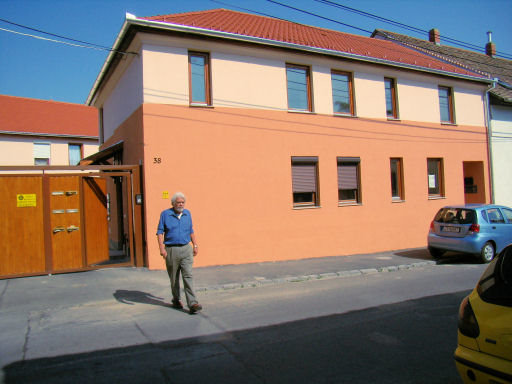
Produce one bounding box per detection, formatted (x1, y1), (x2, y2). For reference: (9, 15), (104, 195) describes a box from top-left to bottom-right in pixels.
(90, 11), (491, 269)
(104, 103), (489, 269)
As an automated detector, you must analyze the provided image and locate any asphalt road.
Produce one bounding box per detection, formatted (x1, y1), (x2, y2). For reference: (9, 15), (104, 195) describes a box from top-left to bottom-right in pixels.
(1, 261), (486, 383)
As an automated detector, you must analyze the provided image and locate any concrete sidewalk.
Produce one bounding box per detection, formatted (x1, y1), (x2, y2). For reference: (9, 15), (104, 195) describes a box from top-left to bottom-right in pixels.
(0, 248), (436, 307)
(192, 247), (436, 290)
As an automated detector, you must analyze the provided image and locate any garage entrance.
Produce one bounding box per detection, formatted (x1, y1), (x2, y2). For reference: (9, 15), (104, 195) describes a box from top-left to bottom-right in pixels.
(0, 165), (143, 279)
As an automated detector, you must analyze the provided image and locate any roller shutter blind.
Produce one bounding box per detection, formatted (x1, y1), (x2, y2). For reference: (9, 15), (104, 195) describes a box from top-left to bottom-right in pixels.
(292, 157), (318, 193)
(291, 156), (318, 206)
(337, 157), (359, 189)
(33, 142), (50, 159)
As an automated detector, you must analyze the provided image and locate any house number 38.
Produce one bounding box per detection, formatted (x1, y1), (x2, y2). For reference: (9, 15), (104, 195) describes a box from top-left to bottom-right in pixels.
(153, 157), (162, 164)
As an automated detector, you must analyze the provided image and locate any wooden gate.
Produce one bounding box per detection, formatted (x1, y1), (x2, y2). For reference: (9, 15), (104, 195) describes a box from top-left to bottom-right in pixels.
(0, 166), (143, 279)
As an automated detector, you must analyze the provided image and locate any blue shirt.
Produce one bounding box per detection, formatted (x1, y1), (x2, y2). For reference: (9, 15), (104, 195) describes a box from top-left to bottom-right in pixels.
(156, 208), (194, 245)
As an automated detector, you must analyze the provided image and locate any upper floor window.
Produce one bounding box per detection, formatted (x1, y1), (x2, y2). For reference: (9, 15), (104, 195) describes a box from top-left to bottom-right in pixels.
(69, 144), (83, 165)
(189, 51), (211, 105)
(33, 142), (50, 165)
(338, 157), (361, 204)
(331, 71), (354, 115)
(291, 156), (319, 207)
(438, 86), (454, 123)
(427, 158), (445, 198)
(385, 77), (398, 119)
(286, 64), (312, 112)
(390, 158), (404, 201)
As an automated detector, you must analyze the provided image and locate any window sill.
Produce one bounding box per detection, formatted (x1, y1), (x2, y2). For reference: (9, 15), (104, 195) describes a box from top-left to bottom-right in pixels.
(288, 109), (316, 115)
(441, 121), (457, 126)
(392, 199), (406, 203)
(190, 103), (214, 108)
(333, 113), (357, 118)
(338, 202), (361, 207)
(428, 195), (446, 200)
(293, 205), (321, 210)
(387, 117), (401, 122)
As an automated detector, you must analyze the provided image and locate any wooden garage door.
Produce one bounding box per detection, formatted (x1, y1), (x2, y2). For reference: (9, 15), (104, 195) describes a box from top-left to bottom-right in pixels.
(0, 176), (46, 276)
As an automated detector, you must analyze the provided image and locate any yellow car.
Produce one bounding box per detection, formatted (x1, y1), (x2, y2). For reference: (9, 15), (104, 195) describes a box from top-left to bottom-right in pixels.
(455, 245), (512, 383)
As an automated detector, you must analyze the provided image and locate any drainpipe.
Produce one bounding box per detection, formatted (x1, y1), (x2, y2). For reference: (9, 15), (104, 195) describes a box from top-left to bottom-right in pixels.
(484, 78), (498, 203)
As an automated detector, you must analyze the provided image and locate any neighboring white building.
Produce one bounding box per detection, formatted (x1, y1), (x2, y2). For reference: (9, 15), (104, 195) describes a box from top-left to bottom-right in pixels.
(0, 95), (99, 166)
(491, 105), (512, 205)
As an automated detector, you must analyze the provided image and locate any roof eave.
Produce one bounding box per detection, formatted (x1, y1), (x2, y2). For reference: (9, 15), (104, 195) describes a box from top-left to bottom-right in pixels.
(86, 16), (491, 104)
(0, 130), (99, 140)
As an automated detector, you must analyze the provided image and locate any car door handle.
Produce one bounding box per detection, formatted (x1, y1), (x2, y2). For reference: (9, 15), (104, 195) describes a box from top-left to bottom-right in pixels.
(492, 226), (496, 229)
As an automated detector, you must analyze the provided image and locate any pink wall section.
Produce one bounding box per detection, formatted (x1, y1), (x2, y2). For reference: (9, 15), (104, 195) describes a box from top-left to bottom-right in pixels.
(139, 104), (489, 270)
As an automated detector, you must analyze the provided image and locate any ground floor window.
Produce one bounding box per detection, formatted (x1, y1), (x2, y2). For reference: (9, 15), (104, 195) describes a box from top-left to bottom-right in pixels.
(338, 157), (361, 204)
(390, 158), (404, 201)
(427, 158), (444, 197)
(291, 156), (319, 207)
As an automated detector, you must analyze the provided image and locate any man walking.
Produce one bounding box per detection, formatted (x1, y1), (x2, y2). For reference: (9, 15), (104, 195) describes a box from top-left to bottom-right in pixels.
(157, 192), (202, 314)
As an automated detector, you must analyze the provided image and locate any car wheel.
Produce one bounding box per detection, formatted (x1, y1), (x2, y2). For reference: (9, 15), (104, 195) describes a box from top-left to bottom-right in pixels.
(480, 242), (495, 263)
(428, 246), (444, 259)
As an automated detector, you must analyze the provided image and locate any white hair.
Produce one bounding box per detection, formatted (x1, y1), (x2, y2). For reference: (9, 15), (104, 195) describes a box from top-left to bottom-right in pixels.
(171, 192), (186, 205)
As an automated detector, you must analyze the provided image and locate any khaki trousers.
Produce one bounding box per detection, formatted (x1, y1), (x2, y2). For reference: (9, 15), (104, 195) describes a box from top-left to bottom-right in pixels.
(165, 244), (198, 308)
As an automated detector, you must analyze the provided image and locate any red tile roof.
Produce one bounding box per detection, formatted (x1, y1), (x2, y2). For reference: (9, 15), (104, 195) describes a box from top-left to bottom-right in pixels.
(141, 9), (484, 79)
(0, 95), (98, 138)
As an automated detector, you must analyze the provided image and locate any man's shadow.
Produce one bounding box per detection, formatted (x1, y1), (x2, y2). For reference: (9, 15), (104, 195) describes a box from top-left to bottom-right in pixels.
(113, 290), (185, 312)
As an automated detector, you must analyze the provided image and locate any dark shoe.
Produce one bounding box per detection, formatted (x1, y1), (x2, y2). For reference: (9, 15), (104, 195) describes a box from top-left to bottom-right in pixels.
(171, 299), (183, 309)
(189, 303), (202, 314)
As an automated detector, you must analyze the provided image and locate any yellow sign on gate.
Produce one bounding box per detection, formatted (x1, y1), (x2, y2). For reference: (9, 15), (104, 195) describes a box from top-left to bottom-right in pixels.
(17, 194), (37, 207)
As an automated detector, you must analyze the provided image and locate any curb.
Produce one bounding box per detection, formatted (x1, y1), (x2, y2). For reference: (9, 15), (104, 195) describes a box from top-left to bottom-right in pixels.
(196, 260), (437, 293)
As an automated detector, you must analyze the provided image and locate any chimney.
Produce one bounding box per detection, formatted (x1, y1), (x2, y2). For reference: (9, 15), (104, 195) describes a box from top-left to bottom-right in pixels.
(486, 31), (496, 57)
(429, 28), (440, 45)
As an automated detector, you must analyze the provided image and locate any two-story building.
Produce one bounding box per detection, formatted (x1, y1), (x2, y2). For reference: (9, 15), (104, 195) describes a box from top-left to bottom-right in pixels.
(0, 95), (99, 166)
(86, 9), (492, 269)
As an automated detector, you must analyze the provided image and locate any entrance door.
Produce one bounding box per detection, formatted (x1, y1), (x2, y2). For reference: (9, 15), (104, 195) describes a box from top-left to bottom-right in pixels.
(49, 176), (83, 271)
(463, 161), (486, 204)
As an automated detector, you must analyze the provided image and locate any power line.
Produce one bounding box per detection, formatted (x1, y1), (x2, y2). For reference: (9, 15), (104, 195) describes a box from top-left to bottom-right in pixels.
(264, 0), (373, 34)
(0, 17), (135, 55)
(0, 27), (113, 52)
(209, 0), (289, 20)
(312, 0), (512, 60)
(262, 0), (512, 71)
(0, 17), (110, 49)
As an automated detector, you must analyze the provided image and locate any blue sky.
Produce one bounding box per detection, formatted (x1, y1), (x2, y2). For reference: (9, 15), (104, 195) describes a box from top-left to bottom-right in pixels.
(1, 0), (511, 105)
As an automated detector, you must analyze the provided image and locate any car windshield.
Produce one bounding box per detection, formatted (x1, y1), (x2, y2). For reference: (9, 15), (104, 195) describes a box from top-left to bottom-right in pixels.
(477, 247), (512, 307)
(434, 208), (476, 224)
